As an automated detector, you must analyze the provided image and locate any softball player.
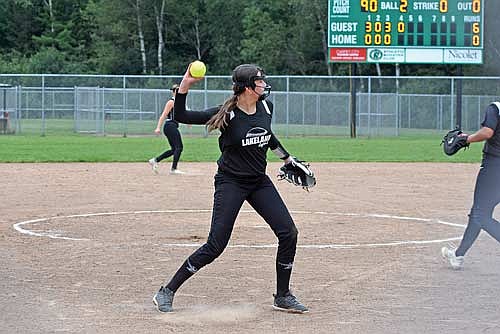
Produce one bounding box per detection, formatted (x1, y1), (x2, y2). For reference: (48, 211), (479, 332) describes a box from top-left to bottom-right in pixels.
(153, 63), (308, 313)
(442, 102), (500, 269)
(148, 84), (185, 174)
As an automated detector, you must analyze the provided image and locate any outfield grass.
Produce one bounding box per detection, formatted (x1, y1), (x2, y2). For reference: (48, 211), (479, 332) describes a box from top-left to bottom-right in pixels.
(0, 133), (482, 163)
(9, 118), (452, 138)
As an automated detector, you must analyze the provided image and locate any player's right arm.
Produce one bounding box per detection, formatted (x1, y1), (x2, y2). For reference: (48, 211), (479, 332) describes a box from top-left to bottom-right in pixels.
(466, 104), (497, 143)
(173, 62), (219, 125)
(466, 127), (494, 143)
(173, 93), (218, 125)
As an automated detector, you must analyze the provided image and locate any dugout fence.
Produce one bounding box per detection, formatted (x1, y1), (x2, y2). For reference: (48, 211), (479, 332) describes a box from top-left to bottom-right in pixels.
(0, 74), (499, 137)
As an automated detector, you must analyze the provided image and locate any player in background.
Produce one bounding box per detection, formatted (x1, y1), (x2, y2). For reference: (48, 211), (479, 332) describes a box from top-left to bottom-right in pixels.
(149, 84), (185, 174)
(152, 63), (309, 314)
(442, 102), (500, 269)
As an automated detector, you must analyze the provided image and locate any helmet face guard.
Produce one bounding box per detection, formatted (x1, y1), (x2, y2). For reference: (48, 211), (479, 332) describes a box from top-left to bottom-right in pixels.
(251, 79), (272, 100)
(232, 64), (272, 100)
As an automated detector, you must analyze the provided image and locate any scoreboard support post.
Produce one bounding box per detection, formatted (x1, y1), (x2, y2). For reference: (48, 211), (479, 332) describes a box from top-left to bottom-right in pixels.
(396, 63), (400, 136)
(350, 63), (357, 138)
(455, 64), (463, 129)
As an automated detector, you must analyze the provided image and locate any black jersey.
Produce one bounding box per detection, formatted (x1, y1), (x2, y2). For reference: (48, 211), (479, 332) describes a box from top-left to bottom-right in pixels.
(173, 93), (289, 178)
(482, 102), (500, 157)
(166, 97), (177, 124)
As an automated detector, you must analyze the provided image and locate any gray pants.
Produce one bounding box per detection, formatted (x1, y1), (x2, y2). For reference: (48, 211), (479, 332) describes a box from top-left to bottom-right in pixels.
(456, 155), (500, 256)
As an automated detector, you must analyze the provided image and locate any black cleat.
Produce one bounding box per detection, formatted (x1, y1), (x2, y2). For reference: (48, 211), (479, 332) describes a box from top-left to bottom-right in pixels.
(153, 286), (175, 312)
(273, 292), (309, 314)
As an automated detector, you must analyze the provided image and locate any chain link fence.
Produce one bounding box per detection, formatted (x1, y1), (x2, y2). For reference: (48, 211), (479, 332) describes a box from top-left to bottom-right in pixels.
(0, 74), (499, 137)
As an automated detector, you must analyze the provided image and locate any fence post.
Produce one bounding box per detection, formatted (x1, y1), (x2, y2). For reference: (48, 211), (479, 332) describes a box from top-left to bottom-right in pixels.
(0, 83), (10, 134)
(435, 96), (440, 130)
(41, 75), (46, 136)
(17, 85), (22, 134)
(122, 76), (127, 137)
(477, 96), (481, 128)
(51, 90), (55, 119)
(349, 64), (357, 138)
(367, 77), (372, 136)
(139, 89), (143, 121)
(316, 94), (320, 136)
(204, 77), (208, 137)
(302, 94), (305, 129)
(408, 95), (411, 129)
(395, 65), (400, 136)
(73, 86), (80, 132)
(318, 91), (321, 136)
(101, 87), (105, 135)
(94, 87), (99, 134)
(286, 76), (290, 138)
(395, 76), (400, 136)
(439, 96), (443, 130)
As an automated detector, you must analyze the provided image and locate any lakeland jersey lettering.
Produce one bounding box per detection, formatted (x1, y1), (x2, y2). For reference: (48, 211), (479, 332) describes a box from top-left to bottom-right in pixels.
(173, 93), (289, 178)
(241, 127), (271, 147)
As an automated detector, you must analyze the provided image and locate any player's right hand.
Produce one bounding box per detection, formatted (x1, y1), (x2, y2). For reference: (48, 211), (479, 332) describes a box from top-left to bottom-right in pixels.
(178, 62), (204, 93)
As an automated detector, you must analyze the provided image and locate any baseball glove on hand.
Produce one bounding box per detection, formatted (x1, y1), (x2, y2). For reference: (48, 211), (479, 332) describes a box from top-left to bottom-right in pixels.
(278, 157), (316, 191)
(441, 127), (469, 156)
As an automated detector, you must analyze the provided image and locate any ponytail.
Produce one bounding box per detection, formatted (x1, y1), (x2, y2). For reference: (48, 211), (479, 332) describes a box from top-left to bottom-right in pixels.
(206, 95), (238, 132)
(206, 74), (247, 132)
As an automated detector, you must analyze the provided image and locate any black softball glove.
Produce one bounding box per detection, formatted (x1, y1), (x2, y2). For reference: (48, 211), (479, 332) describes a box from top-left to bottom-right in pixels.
(278, 157), (316, 191)
(441, 127), (469, 156)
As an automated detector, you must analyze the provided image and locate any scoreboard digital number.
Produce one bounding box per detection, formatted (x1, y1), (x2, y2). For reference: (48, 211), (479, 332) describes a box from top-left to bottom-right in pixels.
(328, 0), (484, 64)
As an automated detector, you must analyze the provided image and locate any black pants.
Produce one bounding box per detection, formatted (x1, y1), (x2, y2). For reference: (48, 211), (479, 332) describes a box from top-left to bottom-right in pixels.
(166, 173), (298, 296)
(456, 155), (500, 256)
(156, 121), (183, 170)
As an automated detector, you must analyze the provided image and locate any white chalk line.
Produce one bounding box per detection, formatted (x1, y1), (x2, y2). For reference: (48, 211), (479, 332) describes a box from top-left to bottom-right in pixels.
(13, 210), (466, 249)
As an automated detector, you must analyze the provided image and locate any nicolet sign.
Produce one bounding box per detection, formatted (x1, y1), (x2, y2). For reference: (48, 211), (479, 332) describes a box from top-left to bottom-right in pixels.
(444, 49), (483, 64)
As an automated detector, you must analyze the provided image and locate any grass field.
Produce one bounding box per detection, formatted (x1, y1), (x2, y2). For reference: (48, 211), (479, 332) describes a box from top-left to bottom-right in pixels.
(7, 118), (452, 138)
(0, 133), (482, 163)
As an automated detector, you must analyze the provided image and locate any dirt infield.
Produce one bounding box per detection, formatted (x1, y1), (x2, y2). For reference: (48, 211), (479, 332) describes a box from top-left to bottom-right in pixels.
(1, 162), (499, 334)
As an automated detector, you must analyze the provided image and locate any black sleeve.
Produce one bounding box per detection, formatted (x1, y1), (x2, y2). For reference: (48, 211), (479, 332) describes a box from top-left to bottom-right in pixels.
(262, 100), (290, 160)
(173, 92), (219, 125)
(269, 133), (290, 160)
(481, 104), (499, 131)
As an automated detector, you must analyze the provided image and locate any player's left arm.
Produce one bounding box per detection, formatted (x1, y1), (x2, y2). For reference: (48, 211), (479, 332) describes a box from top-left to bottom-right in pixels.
(262, 100), (291, 161)
(271, 132), (316, 190)
(269, 134), (291, 162)
(265, 102), (316, 189)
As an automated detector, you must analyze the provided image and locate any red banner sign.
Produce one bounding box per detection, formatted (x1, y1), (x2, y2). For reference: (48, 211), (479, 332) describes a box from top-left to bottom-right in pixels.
(329, 48), (367, 62)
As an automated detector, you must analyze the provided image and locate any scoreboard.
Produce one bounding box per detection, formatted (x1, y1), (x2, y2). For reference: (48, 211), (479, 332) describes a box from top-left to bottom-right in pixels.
(328, 0), (484, 64)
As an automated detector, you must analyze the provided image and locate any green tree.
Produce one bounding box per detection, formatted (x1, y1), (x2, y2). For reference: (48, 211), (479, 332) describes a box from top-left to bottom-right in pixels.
(85, 0), (144, 74)
(1, 1), (44, 56)
(240, 3), (287, 73)
(27, 47), (68, 73)
(0, 0), (496, 77)
(205, 0), (246, 73)
(286, 0), (333, 75)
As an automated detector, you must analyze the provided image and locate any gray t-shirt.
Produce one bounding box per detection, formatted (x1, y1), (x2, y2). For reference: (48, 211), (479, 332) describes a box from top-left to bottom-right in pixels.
(482, 102), (500, 157)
